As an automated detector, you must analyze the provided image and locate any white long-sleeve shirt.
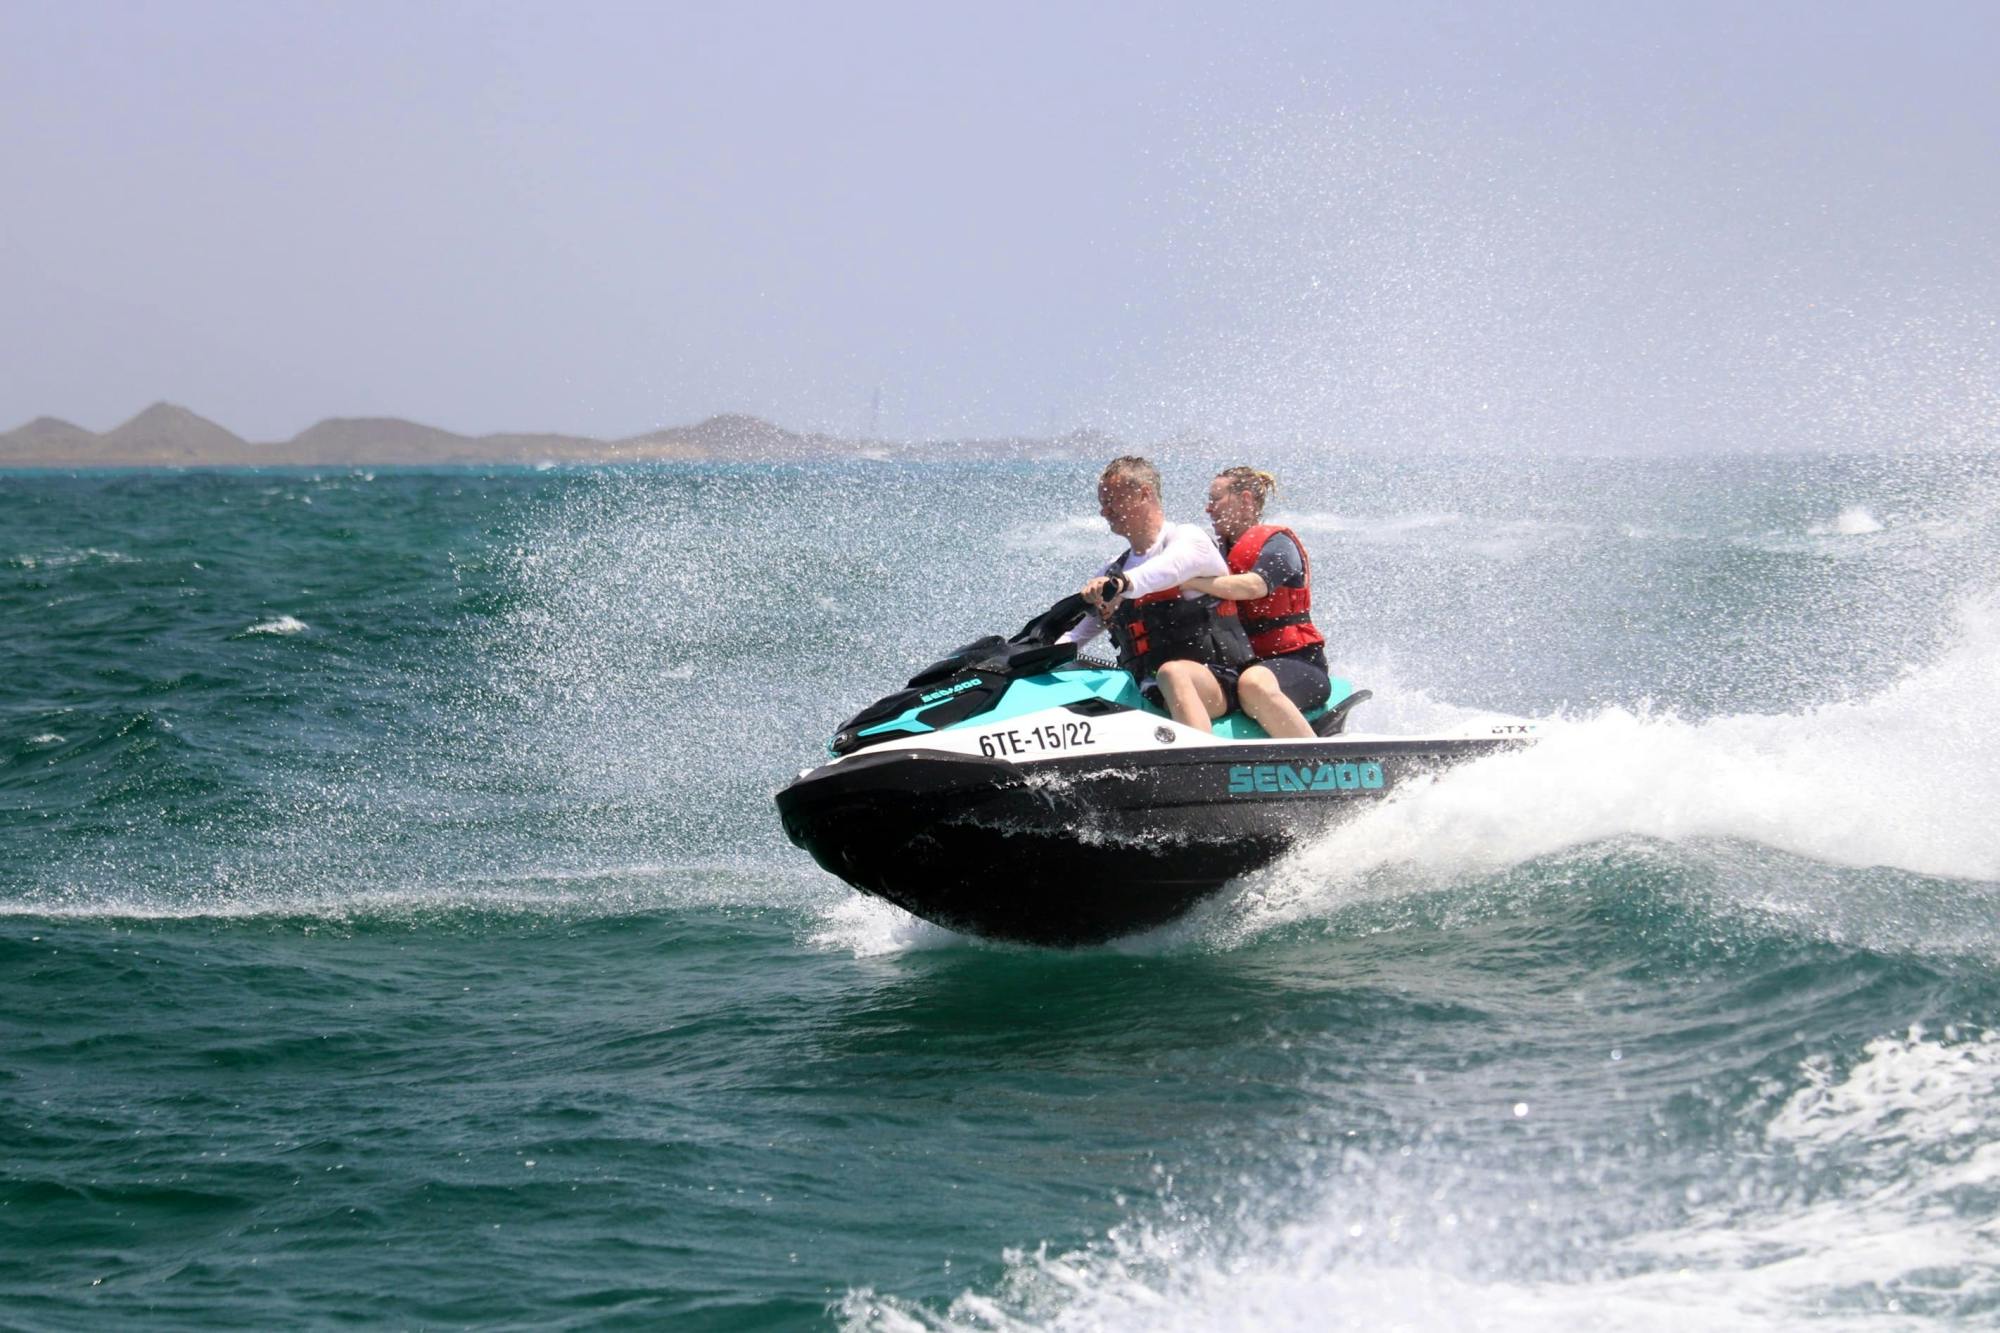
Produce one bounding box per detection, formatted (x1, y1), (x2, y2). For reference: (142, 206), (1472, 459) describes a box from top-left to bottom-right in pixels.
(1059, 521), (1228, 648)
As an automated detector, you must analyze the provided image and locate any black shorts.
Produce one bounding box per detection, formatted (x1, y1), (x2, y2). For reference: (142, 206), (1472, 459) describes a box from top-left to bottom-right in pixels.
(1140, 663), (1241, 714)
(1246, 648), (1331, 713)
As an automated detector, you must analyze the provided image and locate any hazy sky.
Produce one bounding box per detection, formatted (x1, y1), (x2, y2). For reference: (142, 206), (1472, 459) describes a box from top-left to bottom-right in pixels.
(3, 1), (1996, 450)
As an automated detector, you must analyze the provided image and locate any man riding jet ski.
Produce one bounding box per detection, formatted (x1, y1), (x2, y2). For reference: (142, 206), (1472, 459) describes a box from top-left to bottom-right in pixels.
(1058, 455), (1257, 734)
(774, 459), (1535, 946)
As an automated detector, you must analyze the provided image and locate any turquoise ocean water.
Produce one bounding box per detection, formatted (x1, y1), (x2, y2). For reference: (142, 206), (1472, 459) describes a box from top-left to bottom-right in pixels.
(4, 454), (1999, 1328)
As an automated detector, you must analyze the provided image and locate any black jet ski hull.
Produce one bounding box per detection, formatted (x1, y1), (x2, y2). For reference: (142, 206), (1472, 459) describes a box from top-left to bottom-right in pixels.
(775, 736), (1520, 946)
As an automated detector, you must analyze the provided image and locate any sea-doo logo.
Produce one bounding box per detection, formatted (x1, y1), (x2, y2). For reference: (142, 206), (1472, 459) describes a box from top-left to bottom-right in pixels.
(920, 677), (984, 704)
(1228, 762), (1384, 794)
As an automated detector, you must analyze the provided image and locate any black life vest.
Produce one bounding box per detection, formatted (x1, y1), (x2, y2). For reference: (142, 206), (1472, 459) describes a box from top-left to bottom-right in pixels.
(1107, 586), (1255, 680)
(1224, 524), (1324, 657)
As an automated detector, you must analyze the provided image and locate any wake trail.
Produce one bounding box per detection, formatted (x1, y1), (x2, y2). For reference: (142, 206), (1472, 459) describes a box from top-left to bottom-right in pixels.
(1202, 592), (2000, 943)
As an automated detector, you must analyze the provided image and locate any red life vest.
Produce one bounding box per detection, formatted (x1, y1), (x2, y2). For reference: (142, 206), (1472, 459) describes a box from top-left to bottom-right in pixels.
(1224, 524), (1324, 658)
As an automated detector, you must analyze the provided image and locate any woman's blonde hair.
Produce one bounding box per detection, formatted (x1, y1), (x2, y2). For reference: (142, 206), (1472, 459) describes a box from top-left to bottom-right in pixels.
(1216, 466), (1278, 512)
(1099, 455), (1163, 502)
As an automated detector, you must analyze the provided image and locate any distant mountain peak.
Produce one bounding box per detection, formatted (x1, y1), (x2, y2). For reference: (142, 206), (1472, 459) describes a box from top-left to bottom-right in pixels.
(126, 400), (215, 425)
(109, 401), (242, 436)
(100, 402), (247, 459)
(10, 415), (90, 437)
(0, 415), (97, 458)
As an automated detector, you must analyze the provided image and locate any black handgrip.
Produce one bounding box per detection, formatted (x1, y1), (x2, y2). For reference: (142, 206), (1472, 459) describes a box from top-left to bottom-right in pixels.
(1009, 593), (1092, 647)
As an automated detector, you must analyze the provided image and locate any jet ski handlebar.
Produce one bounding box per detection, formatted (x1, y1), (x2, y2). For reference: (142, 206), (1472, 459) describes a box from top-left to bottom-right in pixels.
(1009, 593), (1093, 647)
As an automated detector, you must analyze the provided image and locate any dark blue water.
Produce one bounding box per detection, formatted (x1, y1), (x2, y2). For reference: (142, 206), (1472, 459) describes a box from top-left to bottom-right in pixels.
(4, 456), (1998, 1329)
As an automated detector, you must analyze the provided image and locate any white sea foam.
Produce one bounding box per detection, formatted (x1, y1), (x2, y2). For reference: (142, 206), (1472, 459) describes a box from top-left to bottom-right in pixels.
(844, 1026), (2000, 1332)
(1615, 522), (1707, 542)
(8, 547), (137, 570)
(807, 893), (970, 957)
(1768, 1024), (2000, 1158)
(1613, 1024), (2000, 1321)
(848, 1207), (1988, 1333)
(844, 1252), (1826, 1333)
(26, 733), (64, 746)
(1205, 592), (2000, 944)
(243, 615), (309, 635)
(0, 859), (822, 923)
(1810, 505), (1887, 536)
(1754, 505), (1907, 554)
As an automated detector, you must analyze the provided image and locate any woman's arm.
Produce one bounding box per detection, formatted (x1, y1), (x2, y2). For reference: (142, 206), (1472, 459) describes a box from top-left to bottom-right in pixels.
(1183, 571), (1269, 600)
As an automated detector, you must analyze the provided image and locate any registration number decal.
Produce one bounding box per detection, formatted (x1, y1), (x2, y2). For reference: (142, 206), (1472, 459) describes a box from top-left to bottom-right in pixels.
(977, 720), (1094, 757)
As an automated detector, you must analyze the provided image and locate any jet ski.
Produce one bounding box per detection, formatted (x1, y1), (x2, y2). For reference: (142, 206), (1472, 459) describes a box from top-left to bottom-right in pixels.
(775, 594), (1534, 945)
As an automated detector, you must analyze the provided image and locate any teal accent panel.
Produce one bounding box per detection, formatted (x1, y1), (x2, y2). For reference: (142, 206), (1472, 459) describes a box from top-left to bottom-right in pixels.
(1210, 713), (1269, 741)
(963, 667), (1151, 727)
(856, 667), (1145, 741)
(855, 717), (932, 739)
(858, 672), (1356, 743)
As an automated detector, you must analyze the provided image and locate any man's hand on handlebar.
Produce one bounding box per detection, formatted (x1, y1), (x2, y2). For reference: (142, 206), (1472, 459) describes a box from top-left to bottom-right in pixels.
(1081, 572), (1128, 612)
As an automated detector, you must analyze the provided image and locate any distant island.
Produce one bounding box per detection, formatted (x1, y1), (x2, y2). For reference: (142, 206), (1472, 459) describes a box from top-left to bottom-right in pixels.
(0, 403), (1118, 468)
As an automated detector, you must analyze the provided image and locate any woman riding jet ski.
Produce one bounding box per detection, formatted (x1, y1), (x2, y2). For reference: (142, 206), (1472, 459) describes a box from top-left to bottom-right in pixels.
(774, 458), (1534, 946)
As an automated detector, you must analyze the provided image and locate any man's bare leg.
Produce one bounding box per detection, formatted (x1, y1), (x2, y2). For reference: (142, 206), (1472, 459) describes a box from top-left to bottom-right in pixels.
(1154, 660), (1229, 733)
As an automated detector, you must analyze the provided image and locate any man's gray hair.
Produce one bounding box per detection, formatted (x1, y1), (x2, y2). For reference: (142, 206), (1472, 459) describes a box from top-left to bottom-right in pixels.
(1099, 455), (1162, 502)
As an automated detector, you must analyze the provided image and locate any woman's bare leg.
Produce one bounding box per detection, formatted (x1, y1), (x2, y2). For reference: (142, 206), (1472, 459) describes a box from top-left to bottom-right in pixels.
(1236, 664), (1315, 739)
